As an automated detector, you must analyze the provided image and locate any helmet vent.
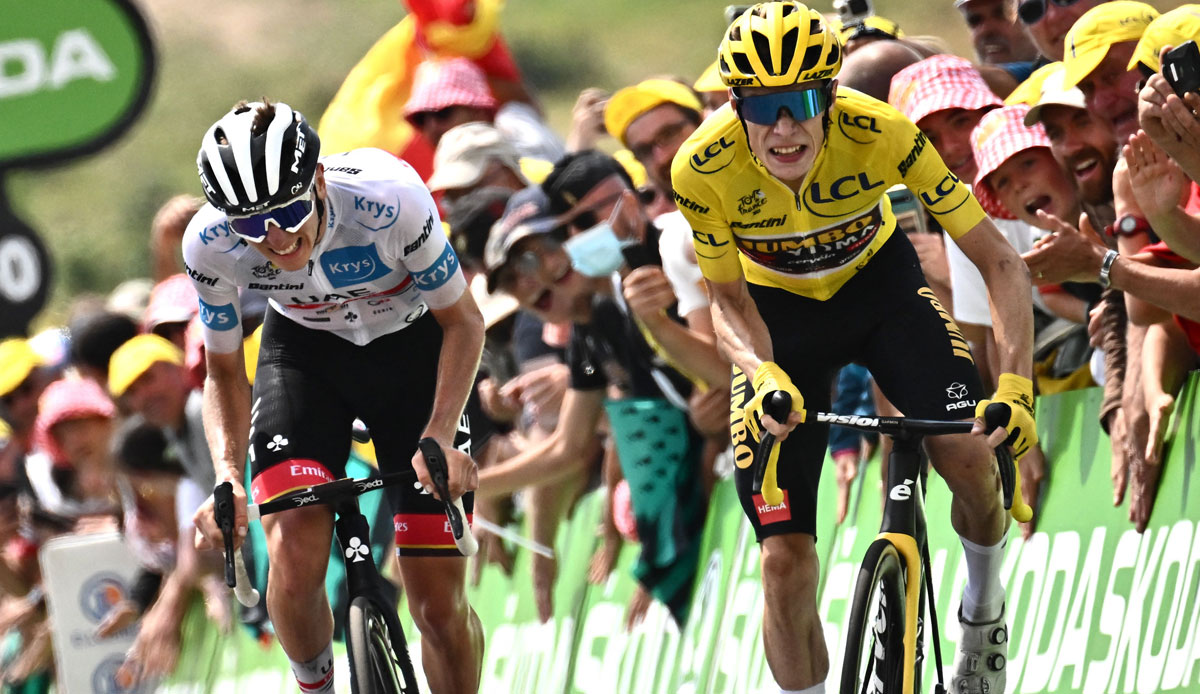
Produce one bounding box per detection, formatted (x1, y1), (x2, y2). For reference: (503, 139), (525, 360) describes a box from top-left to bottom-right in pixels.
(800, 44), (822, 73)
(751, 32), (775, 74)
(733, 50), (755, 78)
(779, 27), (798, 74)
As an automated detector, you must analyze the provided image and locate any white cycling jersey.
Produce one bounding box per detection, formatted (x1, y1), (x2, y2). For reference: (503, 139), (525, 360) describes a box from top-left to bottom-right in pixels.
(182, 147), (467, 354)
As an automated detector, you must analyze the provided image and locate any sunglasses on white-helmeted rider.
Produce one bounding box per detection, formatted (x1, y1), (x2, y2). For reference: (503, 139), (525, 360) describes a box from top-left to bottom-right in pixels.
(227, 187), (315, 242)
(1017, 0), (1083, 25)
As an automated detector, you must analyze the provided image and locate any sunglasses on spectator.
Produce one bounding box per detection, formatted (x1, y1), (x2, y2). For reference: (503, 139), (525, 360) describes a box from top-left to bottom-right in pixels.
(733, 85), (831, 126)
(227, 189), (315, 242)
(494, 236), (565, 293)
(1017, 0), (1083, 25)
(410, 106), (460, 129)
(629, 120), (692, 162)
(566, 191), (625, 231)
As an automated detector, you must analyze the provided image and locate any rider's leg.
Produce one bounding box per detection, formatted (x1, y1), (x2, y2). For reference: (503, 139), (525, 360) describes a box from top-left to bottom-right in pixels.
(761, 533), (828, 689)
(397, 555), (484, 693)
(261, 504), (336, 690)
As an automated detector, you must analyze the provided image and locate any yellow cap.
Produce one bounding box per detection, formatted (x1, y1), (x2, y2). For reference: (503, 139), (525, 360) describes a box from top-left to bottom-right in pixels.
(1129, 5), (1200, 74)
(1062, 1), (1159, 90)
(0, 339), (41, 398)
(835, 15), (903, 44)
(108, 334), (184, 397)
(693, 61), (725, 93)
(604, 79), (701, 146)
(243, 325), (262, 385)
(612, 149), (648, 190)
(1005, 61), (1064, 106)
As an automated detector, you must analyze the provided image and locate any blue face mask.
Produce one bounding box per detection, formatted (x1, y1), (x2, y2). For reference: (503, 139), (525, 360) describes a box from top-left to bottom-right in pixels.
(563, 196), (633, 277)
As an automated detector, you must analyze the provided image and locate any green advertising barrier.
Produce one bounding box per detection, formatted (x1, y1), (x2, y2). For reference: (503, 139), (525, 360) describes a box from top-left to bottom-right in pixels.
(163, 377), (1200, 693)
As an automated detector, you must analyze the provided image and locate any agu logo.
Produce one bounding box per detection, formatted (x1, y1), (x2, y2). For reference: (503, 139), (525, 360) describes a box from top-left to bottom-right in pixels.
(92, 654), (137, 694)
(79, 572), (126, 623)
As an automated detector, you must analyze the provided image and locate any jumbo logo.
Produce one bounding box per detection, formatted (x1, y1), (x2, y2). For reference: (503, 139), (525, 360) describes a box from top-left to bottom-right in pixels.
(838, 111), (882, 144)
(689, 136), (737, 174)
(802, 171), (885, 218)
(319, 243), (389, 288)
(919, 172), (971, 216)
(353, 195), (400, 232)
(737, 206), (882, 275)
(198, 297), (238, 331)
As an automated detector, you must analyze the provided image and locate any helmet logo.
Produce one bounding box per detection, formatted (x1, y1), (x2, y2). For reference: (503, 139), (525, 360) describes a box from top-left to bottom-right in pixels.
(291, 181), (304, 195)
(291, 127), (307, 175)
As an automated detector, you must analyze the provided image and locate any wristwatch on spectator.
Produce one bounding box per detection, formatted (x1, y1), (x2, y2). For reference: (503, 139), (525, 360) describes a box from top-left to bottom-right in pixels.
(1105, 214), (1150, 238)
(1098, 249), (1119, 288)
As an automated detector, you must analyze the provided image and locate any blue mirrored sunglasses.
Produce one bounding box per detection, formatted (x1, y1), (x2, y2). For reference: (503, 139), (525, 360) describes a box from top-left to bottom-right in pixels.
(734, 86), (830, 126)
(227, 193), (315, 241)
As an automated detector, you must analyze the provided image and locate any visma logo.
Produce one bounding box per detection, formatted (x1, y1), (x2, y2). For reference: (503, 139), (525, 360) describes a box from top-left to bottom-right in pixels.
(320, 244), (389, 288)
(198, 298), (237, 331)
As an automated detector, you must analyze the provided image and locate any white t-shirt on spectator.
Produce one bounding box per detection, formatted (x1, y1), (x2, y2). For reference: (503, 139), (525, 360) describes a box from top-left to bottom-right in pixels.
(945, 216), (1043, 327)
(654, 210), (709, 319)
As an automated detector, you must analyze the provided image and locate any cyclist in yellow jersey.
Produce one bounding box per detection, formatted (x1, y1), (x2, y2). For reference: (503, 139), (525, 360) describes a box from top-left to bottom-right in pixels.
(671, 4), (1036, 694)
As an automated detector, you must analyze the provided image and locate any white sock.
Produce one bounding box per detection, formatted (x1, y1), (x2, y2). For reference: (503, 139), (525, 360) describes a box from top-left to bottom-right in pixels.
(781, 684), (825, 694)
(290, 642), (335, 693)
(960, 535), (1006, 623)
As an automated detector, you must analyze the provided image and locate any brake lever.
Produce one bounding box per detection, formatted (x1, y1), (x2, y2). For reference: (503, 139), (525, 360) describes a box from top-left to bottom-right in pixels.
(983, 402), (1016, 513)
(752, 391), (793, 498)
(417, 438), (478, 556)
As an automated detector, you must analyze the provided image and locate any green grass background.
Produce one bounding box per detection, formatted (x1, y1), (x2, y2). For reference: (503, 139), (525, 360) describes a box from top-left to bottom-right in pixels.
(6, 0), (1177, 327)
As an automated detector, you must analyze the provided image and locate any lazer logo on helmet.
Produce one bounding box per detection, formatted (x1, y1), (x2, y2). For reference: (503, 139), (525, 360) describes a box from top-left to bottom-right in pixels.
(726, 77), (754, 86)
(198, 298), (237, 331)
(319, 244), (389, 288)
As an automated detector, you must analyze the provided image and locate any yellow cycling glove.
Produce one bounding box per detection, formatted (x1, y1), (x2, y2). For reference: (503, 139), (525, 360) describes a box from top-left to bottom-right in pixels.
(976, 372), (1036, 523)
(974, 373), (1037, 458)
(743, 361), (806, 444)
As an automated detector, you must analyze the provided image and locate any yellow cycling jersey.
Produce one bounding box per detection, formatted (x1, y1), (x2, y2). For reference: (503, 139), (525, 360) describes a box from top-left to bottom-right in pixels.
(671, 88), (987, 300)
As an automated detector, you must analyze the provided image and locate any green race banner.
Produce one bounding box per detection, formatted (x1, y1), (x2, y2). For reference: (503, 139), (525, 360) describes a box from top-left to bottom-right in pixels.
(0, 0), (154, 167)
(161, 378), (1200, 693)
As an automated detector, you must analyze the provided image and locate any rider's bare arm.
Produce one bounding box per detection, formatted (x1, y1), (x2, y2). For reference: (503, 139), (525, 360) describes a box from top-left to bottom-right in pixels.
(424, 289), (485, 446)
(705, 275), (775, 379)
(953, 218), (1034, 380)
(202, 345), (252, 485)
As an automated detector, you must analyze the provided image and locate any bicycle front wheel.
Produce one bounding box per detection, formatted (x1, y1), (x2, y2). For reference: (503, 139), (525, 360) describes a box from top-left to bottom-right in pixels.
(841, 539), (908, 694)
(347, 596), (416, 694)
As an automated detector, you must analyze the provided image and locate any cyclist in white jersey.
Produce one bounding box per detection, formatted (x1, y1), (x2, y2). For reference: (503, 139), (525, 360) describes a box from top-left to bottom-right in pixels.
(188, 100), (485, 693)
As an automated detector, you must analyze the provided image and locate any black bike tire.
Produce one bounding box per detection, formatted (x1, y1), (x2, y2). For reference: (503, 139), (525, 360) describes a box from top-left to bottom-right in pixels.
(841, 539), (908, 694)
(348, 596), (413, 694)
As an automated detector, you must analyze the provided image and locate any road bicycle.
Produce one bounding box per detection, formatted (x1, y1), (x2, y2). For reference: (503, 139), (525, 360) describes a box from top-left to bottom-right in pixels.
(752, 393), (1029, 694)
(215, 437), (478, 694)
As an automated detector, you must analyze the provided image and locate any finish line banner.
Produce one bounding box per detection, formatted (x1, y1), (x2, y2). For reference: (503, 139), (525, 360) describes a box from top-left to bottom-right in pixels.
(161, 377), (1200, 693)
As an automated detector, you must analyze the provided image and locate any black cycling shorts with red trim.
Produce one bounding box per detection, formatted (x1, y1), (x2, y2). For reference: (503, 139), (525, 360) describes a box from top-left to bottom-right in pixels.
(730, 232), (984, 541)
(248, 307), (490, 557)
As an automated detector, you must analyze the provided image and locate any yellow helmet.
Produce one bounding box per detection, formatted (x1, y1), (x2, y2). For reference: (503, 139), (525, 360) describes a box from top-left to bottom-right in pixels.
(718, 2), (843, 89)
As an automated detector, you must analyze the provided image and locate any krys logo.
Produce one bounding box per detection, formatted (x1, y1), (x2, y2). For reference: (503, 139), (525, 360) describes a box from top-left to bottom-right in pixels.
(689, 135), (737, 174)
(0, 0), (155, 168)
(353, 195), (399, 232)
(319, 243), (390, 288)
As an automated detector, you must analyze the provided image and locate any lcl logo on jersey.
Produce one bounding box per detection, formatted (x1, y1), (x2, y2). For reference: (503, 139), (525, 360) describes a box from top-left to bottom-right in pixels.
(689, 135), (737, 174)
(919, 172), (972, 216)
(802, 171), (885, 219)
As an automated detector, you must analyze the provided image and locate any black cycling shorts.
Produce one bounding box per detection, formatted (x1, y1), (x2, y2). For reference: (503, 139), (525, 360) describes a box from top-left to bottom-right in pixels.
(248, 308), (490, 557)
(730, 232), (984, 541)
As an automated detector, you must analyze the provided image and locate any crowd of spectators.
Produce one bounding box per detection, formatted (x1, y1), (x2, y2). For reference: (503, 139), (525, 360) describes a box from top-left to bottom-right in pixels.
(3, 0), (1199, 688)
